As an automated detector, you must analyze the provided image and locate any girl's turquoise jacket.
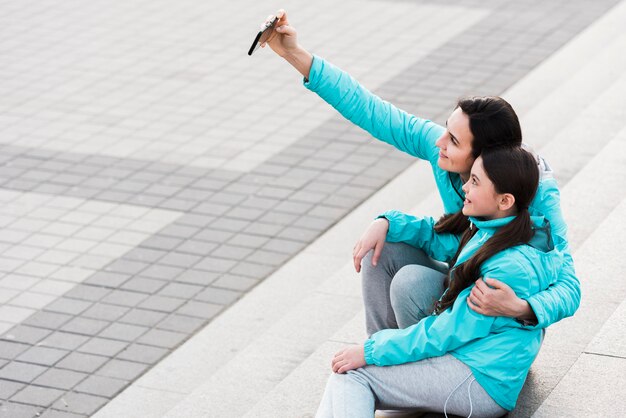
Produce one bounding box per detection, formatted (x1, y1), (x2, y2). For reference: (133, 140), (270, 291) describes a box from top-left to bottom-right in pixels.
(362, 215), (563, 411)
(303, 55), (580, 328)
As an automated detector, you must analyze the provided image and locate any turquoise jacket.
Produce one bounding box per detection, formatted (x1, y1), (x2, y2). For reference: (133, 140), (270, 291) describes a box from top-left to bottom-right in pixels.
(363, 215), (563, 410)
(304, 55), (580, 328)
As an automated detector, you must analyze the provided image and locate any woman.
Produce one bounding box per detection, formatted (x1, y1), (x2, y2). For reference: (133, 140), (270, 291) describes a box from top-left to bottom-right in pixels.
(317, 146), (562, 417)
(263, 10), (579, 334)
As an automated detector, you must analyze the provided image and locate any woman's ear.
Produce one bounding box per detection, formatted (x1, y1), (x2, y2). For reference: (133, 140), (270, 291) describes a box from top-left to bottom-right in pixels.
(498, 193), (516, 212)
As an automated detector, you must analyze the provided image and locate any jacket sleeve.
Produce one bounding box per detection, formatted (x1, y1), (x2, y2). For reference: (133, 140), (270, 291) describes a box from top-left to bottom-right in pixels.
(525, 252), (579, 328)
(526, 178), (581, 328)
(364, 261), (526, 366)
(304, 55), (444, 162)
(364, 289), (495, 366)
(380, 210), (460, 263)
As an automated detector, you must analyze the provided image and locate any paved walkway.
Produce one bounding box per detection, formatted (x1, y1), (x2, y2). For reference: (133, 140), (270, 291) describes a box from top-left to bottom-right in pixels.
(0, 0), (623, 417)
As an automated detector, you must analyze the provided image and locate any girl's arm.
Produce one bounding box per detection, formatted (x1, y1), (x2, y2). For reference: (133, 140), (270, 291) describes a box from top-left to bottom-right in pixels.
(352, 211), (460, 273)
(365, 288), (495, 366)
(381, 210), (461, 263)
(364, 260), (528, 367)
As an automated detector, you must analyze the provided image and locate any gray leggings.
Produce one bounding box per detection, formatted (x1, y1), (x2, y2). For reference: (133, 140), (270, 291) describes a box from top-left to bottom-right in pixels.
(315, 354), (507, 418)
(362, 241), (449, 336)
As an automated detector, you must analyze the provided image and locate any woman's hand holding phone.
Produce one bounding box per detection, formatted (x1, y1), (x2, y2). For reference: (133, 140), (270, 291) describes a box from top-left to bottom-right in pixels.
(262, 10), (298, 57)
(251, 10), (313, 80)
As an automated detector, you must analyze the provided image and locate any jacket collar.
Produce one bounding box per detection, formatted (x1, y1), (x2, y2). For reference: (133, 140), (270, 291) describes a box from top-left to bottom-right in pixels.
(468, 215), (554, 252)
(468, 215), (547, 232)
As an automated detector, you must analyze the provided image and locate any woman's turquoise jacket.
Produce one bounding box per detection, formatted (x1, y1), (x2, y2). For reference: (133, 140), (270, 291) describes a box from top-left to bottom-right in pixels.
(362, 215), (563, 411)
(303, 55), (580, 328)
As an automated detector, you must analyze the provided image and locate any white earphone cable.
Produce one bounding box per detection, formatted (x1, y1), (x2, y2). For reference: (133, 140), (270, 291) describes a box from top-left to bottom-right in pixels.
(444, 372), (473, 418)
(466, 377), (475, 418)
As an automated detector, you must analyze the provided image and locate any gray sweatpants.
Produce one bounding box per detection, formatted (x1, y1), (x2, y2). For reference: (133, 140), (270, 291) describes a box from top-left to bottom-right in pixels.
(361, 242), (449, 336)
(315, 354), (507, 418)
(322, 242), (506, 417)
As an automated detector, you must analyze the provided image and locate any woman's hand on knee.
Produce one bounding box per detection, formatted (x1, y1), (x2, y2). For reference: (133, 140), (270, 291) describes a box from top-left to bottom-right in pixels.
(353, 218), (389, 272)
(331, 345), (366, 374)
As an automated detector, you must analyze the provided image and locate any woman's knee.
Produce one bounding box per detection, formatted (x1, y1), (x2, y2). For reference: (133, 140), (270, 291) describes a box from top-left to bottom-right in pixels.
(391, 265), (440, 298)
(390, 265), (446, 319)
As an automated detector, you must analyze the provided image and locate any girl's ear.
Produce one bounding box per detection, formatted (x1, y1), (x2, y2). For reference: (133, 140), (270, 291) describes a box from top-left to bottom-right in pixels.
(498, 193), (516, 212)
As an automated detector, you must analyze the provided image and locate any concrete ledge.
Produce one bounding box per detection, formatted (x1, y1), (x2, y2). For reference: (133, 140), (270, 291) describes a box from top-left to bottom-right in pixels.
(531, 200), (626, 417)
(533, 353), (626, 417)
(504, 0), (626, 120)
(164, 292), (363, 417)
(511, 196), (626, 417)
(586, 293), (626, 358)
(559, 139), (626, 250)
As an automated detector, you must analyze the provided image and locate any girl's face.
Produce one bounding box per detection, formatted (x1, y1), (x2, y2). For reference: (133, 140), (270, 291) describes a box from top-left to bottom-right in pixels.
(461, 157), (514, 220)
(435, 108), (475, 179)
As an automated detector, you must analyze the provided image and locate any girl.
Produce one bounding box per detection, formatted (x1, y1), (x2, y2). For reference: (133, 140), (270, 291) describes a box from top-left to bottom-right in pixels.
(317, 146), (562, 417)
(263, 10), (579, 335)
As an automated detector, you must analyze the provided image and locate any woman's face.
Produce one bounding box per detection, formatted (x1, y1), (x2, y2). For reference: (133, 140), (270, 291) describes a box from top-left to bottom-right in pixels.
(435, 108), (475, 178)
(461, 156), (503, 219)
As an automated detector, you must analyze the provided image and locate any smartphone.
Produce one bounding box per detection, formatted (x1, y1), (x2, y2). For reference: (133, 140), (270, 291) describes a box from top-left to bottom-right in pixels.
(248, 16), (279, 56)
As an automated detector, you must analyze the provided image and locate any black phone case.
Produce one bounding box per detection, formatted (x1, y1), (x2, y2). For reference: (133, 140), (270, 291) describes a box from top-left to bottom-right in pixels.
(248, 17), (278, 56)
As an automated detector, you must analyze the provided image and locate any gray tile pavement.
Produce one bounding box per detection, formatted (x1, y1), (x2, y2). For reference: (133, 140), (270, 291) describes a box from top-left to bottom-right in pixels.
(0, 0), (621, 416)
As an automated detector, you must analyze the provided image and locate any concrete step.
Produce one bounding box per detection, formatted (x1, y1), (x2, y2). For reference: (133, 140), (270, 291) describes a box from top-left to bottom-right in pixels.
(534, 69), (626, 186)
(529, 198), (626, 417)
(502, 0), (626, 119)
(162, 268), (363, 417)
(244, 333), (362, 417)
(509, 139), (626, 417)
(243, 192), (442, 417)
(534, 288), (626, 416)
(503, 1), (626, 150)
(559, 125), (626, 250)
(92, 156), (441, 418)
(161, 182), (445, 417)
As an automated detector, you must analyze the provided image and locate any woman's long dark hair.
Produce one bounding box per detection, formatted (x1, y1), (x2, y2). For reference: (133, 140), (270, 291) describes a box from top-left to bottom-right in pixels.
(433, 146), (539, 314)
(457, 96), (523, 158)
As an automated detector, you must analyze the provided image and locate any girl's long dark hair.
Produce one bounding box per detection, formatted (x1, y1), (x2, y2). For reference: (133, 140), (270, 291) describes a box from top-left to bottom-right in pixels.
(433, 146), (539, 314)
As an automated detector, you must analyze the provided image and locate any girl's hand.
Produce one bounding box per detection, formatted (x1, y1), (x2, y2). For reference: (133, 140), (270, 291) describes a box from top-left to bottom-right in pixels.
(353, 218), (389, 273)
(263, 9), (299, 58)
(332, 345), (366, 374)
